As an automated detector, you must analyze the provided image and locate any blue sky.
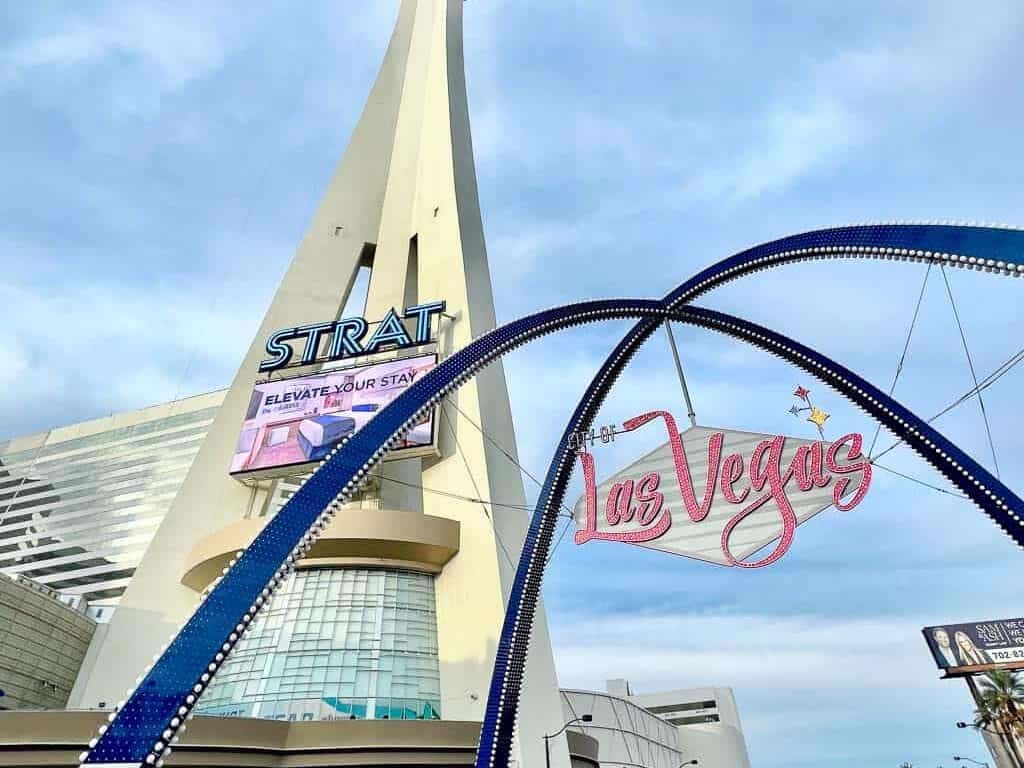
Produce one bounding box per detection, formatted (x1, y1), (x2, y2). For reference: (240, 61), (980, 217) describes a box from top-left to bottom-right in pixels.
(3, 1), (1024, 765)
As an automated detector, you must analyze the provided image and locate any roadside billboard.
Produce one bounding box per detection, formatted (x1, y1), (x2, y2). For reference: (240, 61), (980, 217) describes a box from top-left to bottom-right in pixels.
(231, 354), (437, 478)
(923, 618), (1024, 674)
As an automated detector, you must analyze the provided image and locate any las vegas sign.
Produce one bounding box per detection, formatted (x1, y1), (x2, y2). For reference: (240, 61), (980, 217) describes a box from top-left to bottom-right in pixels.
(571, 410), (873, 568)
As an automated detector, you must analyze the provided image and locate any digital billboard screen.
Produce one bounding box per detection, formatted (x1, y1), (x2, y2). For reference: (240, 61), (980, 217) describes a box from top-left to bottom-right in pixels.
(922, 618), (1024, 673)
(231, 353), (437, 477)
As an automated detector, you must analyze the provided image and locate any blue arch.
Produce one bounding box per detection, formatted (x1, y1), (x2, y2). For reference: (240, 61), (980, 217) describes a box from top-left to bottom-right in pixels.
(80, 224), (1023, 767)
(474, 222), (1024, 768)
(472, 307), (1024, 768)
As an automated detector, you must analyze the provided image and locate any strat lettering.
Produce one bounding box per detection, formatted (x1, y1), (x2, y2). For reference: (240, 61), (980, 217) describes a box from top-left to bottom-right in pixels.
(576, 411), (872, 568)
(259, 300), (446, 373)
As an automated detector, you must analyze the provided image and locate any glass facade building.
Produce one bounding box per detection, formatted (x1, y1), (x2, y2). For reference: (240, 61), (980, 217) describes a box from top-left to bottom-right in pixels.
(0, 392), (225, 602)
(197, 568), (442, 721)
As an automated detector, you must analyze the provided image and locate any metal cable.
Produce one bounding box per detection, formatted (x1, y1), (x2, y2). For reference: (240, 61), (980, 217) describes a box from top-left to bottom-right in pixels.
(441, 395), (586, 565)
(365, 472), (537, 511)
(439, 400), (518, 568)
(443, 396), (542, 486)
(927, 348), (1024, 422)
(443, 395), (577, 519)
(871, 462), (970, 500)
(546, 516), (575, 566)
(941, 265), (1001, 477)
(868, 263), (932, 457)
(872, 344), (1024, 463)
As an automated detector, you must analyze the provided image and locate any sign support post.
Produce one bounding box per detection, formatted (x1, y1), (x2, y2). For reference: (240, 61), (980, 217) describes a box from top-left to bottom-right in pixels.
(663, 320), (698, 428)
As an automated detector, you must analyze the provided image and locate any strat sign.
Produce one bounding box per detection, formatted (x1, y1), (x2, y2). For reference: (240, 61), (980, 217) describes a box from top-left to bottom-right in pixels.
(259, 301), (445, 373)
(572, 411), (872, 568)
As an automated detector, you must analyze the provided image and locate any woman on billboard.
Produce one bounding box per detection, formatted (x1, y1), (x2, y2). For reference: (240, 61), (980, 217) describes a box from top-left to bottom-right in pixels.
(955, 631), (993, 666)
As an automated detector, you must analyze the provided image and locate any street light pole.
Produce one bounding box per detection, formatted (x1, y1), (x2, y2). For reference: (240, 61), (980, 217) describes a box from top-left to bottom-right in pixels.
(957, 715), (1023, 768)
(954, 756), (991, 768)
(544, 714), (593, 768)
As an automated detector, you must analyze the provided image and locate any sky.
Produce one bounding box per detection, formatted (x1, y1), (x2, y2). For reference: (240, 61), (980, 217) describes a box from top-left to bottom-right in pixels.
(2, 1), (1024, 765)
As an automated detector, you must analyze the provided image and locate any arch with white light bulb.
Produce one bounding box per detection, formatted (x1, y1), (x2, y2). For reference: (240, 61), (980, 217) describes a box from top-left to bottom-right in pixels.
(76, 223), (1023, 768)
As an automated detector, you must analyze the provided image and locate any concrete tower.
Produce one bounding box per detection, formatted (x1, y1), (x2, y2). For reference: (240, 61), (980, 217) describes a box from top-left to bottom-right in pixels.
(71, 1), (568, 764)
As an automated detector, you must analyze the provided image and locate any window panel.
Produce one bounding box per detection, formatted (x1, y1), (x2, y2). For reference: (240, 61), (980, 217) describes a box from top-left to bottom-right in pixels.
(0, 404), (219, 601)
(198, 568), (441, 721)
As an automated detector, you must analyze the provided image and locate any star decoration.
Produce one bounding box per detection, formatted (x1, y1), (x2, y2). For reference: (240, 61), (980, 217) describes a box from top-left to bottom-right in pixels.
(788, 385), (835, 439)
(807, 407), (830, 429)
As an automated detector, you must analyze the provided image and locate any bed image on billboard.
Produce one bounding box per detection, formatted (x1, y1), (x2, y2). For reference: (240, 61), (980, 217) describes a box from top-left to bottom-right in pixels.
(230, 353), (437, 477)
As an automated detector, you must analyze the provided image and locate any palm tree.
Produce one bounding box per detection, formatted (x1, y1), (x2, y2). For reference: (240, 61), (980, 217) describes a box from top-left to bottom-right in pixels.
(971, 702), (1015, 766)
(979, 671), (1024, 725)
(971, 701), (1021, 768)
(973, 671), (1024, 768)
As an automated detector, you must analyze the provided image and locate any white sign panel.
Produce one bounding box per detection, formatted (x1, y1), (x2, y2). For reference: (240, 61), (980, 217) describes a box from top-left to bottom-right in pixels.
(571, 414), (872, 568)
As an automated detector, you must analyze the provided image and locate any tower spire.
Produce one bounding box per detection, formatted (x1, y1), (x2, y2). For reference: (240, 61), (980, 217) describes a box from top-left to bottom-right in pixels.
(72, 1), (568, 765)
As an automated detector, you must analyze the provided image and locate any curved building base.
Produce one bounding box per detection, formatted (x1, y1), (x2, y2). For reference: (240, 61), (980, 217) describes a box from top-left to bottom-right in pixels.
(180, 508), (461, 591)
(0, 712), (479, 767)
(566, 731), (600, 768)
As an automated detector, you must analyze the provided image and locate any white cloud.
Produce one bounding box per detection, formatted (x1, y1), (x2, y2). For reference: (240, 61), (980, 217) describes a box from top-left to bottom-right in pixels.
(553, 611), (931, 693)
(597, 4), (729, 55)
(549, 609), (976, 762)
(488, 215), (615, 292)
(0, 341), (32, 389)
(3, 3), (1023, 764)
(683, 100), (865, 203)
(0, 273), (262, 437)
(677, 0), (1023, 205)
(4, 5), (229, 93)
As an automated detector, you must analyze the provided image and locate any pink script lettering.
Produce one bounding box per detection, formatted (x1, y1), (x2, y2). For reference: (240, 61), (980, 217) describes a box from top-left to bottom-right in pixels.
(575, 412), (872, 568)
